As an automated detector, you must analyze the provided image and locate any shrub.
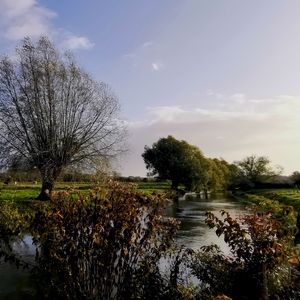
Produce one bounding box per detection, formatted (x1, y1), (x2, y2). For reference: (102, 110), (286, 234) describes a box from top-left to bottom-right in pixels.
(189, 209), (297, 300)
(0, 200), (32, 268)
(30, 181), (181, 299)
(245, 194), (298, 238)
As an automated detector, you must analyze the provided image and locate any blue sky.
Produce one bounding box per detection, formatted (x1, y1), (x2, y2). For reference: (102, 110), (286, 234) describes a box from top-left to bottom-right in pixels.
(1, 0), (300, 176)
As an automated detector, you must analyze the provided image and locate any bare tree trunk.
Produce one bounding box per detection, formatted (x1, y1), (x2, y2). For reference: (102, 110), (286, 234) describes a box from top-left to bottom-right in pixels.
(36, 167), (61, 200)
(36, 179), (54, 200)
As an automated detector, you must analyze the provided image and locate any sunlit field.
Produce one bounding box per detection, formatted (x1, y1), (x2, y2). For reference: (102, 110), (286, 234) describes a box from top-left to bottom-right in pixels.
(0, 181), (172, 202)
(249, 188), (300, 211)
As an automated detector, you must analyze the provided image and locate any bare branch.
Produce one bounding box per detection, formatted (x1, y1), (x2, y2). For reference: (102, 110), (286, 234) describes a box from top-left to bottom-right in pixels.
(0, 36), (128, 198)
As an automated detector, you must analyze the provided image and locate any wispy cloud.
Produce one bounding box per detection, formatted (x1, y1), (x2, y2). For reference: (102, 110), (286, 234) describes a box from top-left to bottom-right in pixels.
(60, 34), (94, 50)
(229, 93), (246, 104)
(0, 0), (94, 50)
(123, 54), (135, 59)
(143, 104), (267, 125)
(122, 41), (163, 71)
(142, 41), (153, 48)
(206, 89), (224, 99)
(152, 61), (163, 71)
(124, 93), (300, 176)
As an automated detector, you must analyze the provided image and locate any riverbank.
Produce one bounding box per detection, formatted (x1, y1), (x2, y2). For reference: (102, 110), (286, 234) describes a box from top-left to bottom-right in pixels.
(248, 188), (300, 211)
(1, 185), (300, 299)
(231, 188), (299, 242)
(232, 188), (300, 214)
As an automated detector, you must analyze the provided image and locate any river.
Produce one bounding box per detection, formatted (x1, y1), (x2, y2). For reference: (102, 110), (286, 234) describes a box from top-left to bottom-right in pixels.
(0, 192), (247, 298)
(163, 192), (247, 252)
(0, 235), (36, 299)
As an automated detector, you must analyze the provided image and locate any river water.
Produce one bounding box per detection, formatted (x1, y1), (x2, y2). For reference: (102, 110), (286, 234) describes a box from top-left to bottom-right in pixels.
(163, 192), (247, 252)
(0, 192), (247, 298)
(0, 235), (36, 299)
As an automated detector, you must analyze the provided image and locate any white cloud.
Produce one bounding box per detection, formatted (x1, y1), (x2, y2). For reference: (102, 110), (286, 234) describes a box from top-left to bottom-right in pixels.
(147, 106), (262, 123)
(0, 0), (93, 50)
(60, 34), (94, 50)
(122, 93), (300, 176)
(152, 62), (163, 71)
(274, 95), (300, 116)
(0, 0), (35, 18)
(0, 0), (56, 40)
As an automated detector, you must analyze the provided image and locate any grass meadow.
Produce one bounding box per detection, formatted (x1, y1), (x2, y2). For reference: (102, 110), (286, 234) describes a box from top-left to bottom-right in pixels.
(0, 181), (173, 202)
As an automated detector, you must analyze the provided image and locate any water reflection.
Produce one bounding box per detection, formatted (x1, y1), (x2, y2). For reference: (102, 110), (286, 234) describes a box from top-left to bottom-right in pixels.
(0, 235), (36, 300)
(164, 192), (247, 252)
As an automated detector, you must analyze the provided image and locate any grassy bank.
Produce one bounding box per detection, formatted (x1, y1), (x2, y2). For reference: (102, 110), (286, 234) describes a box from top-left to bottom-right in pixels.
(247, 188), (300, 212)
(232, 188), (299, 243)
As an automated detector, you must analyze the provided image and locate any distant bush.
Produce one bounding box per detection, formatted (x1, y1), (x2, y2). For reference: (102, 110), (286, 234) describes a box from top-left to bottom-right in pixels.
(254, 181), (294, 189)
(0, 170), (40, 183)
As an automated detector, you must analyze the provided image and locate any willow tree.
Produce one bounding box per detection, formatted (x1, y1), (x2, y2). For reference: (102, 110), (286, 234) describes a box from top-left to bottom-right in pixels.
(0, 37), (127, 199)
(142, 135), (210, 192)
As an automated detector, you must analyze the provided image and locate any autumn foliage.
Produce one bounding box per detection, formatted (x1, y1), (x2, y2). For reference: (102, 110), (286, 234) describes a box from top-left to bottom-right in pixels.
(189, 208), (299, 300)
(30, 181), (180, 299)
(2, 182), (300, 299)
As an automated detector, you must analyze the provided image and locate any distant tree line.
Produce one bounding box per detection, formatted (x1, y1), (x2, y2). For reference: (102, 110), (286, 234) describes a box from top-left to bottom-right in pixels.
(142, 135), (298, 193)
(2, 135), (299, 192)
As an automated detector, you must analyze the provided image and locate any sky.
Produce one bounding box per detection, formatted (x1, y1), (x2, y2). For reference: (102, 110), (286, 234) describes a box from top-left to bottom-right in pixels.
(1, 0), (300, 176)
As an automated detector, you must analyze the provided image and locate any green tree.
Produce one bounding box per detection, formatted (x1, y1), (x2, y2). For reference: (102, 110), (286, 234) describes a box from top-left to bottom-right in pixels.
(206, 158), (231, 191)
(234, 155), (282, 189)
(142, 136), (210, 192)
(0, 37), (127, 199)
(290, 171), (300, 187)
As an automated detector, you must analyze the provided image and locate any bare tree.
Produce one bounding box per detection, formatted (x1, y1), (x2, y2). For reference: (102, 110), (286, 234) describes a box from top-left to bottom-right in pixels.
(0, 37), (128, 199)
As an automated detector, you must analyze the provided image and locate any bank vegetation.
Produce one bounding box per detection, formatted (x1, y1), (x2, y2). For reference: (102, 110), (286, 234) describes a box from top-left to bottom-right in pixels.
(1, 180), (300, 299)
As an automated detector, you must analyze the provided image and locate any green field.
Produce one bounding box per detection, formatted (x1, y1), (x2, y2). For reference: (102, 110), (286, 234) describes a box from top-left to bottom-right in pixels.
(2, 182), (299, 209)
(135, 181), (172, 194)
(0, 181), (173, 202)
(0, 182), (100, 202)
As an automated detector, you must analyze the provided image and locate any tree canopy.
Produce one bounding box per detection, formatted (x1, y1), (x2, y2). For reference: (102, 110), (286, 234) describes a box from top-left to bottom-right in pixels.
(233, 155), (282, 189)
(0, 37), (127, 199)
(142, 136), (285, 193)
(142, 135), (211, 192)
(206, 158), (232, 191)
